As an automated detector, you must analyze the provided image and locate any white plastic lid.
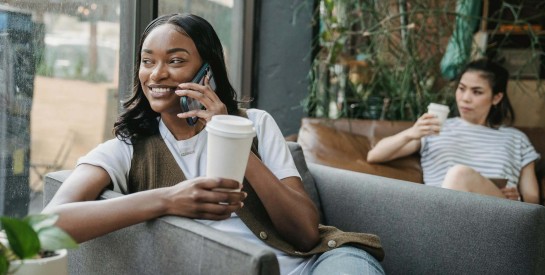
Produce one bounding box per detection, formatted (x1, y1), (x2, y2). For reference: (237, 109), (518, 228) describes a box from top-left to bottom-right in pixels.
(427, 103), (450, 112)
(206, 115), (256, 139)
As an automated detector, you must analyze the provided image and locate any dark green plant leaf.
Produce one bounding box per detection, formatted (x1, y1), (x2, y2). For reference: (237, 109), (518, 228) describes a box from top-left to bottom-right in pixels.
(37, 227), (78, 252)
(0, 253), (8, 275)
(0, 217), (40, 259)
(25, 214), (59, 232)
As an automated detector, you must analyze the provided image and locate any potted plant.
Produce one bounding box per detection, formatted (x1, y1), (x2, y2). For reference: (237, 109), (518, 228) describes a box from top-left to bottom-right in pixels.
(0, 214), (78, 275)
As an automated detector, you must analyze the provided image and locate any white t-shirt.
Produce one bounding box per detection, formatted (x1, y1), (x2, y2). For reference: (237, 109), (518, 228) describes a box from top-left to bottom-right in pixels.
(420, 117), (540, 188)
(77, 109), (315, 275)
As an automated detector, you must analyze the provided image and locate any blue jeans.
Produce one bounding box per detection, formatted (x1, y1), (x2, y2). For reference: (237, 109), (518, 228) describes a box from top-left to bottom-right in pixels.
(310, 246), (385, 275)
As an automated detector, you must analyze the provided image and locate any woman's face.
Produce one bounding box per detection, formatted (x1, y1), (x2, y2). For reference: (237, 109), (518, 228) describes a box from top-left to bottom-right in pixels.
(455, 71), (503, 125)
(139, 24), (203, 115)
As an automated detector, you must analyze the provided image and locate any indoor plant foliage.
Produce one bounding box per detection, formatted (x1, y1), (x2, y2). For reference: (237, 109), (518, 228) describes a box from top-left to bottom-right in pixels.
(305, 0), (545, 121)
(0, 214), (78, 275)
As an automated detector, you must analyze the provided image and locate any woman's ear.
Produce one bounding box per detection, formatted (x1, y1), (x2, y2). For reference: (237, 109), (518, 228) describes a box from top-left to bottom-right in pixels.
(492, 92), (504, 106)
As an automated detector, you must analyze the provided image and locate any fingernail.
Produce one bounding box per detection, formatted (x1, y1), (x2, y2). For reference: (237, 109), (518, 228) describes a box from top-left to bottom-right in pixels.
(240, 202), (244, 208)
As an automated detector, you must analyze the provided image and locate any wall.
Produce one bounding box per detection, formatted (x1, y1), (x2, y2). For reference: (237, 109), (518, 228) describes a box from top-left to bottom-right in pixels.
(254, 0), (314, 136)
(508, 81), (545, 128)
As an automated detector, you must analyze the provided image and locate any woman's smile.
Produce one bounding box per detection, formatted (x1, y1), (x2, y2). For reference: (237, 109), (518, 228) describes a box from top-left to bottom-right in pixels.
(148, 86), (176, 97)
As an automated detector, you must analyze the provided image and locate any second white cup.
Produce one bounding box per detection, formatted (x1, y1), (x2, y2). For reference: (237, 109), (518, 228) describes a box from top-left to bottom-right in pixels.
(206, 115), (256, 191)
(427, 103), (450, 126)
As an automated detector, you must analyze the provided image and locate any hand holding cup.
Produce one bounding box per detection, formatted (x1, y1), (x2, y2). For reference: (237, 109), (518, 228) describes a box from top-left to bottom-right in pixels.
(427, 103), (450, 127)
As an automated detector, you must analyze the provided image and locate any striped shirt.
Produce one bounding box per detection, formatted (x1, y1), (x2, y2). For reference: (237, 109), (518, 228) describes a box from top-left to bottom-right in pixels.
(420, 117), (540, 188)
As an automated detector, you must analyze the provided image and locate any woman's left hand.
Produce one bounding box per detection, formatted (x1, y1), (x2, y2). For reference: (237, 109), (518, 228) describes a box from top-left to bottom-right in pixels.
(175, 75), (227, 122)
(501, 186), (520, 201)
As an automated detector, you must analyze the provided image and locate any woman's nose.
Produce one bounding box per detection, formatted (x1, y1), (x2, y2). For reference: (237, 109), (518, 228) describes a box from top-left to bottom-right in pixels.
(151, 63), (168, 80)
(461, 91), (471, 102)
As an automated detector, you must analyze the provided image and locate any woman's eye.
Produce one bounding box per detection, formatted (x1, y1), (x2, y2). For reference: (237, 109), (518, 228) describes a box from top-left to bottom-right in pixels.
(141, 58), (152, 65)
(171, 58), (184, 64)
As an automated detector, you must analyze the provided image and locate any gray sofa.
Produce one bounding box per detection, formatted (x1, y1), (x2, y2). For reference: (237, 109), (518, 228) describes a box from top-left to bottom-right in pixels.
(43, 142), (545, 274)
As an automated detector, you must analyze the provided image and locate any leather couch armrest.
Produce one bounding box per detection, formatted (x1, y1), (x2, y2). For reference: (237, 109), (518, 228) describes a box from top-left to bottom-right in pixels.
(298, 120), (423, 183)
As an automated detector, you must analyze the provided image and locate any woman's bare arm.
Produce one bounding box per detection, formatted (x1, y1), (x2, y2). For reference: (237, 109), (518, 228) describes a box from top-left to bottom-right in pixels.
(244, 153), (320, 252)
(366, 129), (422, 163)
(43, 164), (245, 243)
(367, 113), (440, 163)
(518, 162), (540, 204)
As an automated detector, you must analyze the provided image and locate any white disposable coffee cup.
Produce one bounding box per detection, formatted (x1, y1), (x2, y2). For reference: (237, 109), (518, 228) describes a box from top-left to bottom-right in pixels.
(427, 103), (450, 126)
(206, 115), (256, 191)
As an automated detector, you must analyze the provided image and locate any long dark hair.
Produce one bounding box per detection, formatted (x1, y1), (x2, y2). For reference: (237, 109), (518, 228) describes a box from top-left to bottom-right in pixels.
(113, 13), (238, 143)
(456, 58), (515, 128)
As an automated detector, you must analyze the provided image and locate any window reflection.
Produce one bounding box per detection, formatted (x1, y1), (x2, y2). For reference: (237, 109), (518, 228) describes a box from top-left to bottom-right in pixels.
(0, 1), (120, 217)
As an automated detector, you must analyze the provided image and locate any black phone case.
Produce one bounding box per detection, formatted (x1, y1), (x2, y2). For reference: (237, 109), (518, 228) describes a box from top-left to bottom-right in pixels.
(180, 63), (213, 126)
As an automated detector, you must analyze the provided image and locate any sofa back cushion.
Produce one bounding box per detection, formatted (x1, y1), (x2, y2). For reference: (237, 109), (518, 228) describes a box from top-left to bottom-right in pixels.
(297, 118), (423, 183)
(287, 141), (324, 223)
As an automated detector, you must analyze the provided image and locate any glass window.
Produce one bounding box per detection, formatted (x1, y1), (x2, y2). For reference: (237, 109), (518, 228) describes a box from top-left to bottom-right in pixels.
(0, 0), (121, 217)
(0, 0), (250, 218)
(158, 0), (245, 95)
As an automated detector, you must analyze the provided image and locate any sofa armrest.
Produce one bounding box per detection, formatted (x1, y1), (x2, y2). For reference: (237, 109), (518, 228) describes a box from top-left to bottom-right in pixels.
(309, 163), (545, 275)
(43, 171), (280, 275)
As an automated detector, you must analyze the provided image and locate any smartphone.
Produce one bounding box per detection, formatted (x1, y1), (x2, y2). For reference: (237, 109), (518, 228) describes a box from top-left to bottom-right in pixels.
(180, 63), (216, 126)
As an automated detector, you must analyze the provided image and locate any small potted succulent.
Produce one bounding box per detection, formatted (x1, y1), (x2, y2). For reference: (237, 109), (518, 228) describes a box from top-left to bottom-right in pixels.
(0, 214), (78, 275)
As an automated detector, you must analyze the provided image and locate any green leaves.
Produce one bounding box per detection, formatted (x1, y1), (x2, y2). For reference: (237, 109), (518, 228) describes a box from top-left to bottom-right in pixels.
(0, 244), (10, 275)
(1, 217), (41, 259)
(0, 213), (78, 268)
(37, 227), (78, 252)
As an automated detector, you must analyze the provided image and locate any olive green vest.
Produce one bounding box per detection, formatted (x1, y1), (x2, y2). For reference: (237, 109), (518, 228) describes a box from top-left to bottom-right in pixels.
(127, 117), (384, 261)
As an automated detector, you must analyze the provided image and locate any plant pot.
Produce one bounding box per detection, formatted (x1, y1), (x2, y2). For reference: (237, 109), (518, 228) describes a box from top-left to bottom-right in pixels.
(9, 249), (67, 275)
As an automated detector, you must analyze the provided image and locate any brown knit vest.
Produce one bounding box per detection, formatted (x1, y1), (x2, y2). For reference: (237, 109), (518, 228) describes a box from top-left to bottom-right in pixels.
(128, 112), (384, 261)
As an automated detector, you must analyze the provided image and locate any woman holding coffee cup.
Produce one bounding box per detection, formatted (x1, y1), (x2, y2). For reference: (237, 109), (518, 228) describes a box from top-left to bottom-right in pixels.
(43, 13), (384, 274)
(368, 59), (540, 204)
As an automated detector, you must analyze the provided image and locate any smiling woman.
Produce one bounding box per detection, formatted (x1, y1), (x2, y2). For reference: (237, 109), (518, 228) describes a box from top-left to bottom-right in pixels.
(139, 24), (203, 116)
(42, 13), (385, 275)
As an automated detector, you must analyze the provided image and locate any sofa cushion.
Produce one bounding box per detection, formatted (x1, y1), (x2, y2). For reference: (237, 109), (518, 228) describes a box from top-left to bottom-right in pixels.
(298, 120), (423, 183)
(287, 141), (324, 223)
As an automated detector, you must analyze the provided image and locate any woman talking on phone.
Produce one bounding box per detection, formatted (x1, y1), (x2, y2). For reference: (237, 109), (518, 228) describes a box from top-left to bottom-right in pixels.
(43, 13), (384, 274)
(367, 59), (540, 204)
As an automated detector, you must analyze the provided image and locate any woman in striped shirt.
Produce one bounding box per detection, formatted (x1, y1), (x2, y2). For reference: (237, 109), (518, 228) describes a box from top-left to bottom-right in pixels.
(367, 59), (540, 204)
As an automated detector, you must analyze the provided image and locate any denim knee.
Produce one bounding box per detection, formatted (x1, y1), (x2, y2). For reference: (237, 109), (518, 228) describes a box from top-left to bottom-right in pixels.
(310, 245), (385, 275)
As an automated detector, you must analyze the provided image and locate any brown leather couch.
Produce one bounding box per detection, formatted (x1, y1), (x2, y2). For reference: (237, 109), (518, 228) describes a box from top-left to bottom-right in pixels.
(296, 117), (545, 204)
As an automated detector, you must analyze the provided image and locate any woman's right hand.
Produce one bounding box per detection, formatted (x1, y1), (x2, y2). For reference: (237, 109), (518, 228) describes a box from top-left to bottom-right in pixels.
(406, 113), (442, 139)
(164, 177), (247, 220)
